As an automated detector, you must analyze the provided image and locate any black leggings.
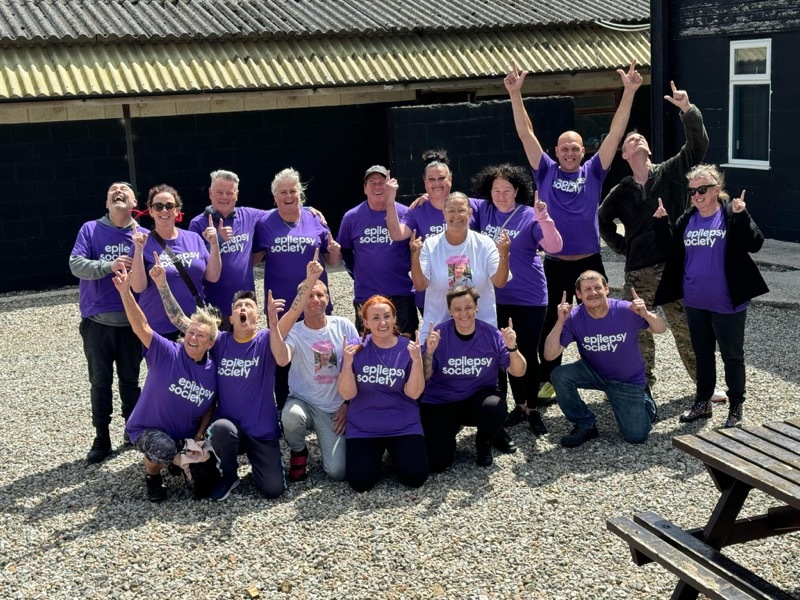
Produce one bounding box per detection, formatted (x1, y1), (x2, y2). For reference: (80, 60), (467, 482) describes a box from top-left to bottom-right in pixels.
(421, 388), (506, 473)
(496, 304), (547, 408)
(538, 254), (606, 383)
(345, 434), (429, 492)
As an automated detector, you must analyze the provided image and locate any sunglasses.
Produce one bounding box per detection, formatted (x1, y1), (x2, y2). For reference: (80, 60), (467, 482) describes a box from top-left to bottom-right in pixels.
(151, 202), (177, 212)
(687, 184), (717, 197)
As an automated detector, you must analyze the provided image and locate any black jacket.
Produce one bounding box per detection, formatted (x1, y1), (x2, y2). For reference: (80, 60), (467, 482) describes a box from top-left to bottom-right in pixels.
(599, 105), (709, 272)
(653, 200), (768, 307)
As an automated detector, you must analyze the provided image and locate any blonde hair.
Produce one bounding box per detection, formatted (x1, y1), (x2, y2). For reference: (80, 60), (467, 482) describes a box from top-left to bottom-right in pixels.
(686, 164), (730, 201)
(271, 167), (307, 204)
(189, 307), (220, 343)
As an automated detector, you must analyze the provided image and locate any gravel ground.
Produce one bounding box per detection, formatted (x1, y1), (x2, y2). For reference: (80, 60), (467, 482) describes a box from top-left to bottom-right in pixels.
(1, 267), (798, 599)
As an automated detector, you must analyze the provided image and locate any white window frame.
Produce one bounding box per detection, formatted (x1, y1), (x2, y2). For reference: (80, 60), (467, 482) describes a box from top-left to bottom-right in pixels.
(724, 39), (772, 170)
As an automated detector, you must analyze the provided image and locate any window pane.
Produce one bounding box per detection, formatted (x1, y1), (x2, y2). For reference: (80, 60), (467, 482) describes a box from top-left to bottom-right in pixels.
(734, 47), (767, 75)
(732, 84), (770, 161)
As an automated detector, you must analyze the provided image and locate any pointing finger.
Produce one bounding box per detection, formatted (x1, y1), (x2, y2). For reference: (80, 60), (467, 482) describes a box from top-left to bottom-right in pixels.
(313, 247), (320, 262)
(658, 198), (664, 209)
(267, 289), (273, 304)
(152, 250), (162, 266)
(132, 221), (138, 234)
(670, 80), (677, 94)
(740, 190), (746, 202)
(508, 317), (514, 330)
(208, 214), (213, 228)
(631, 287), (640, 300)
(217, 217), (224, 230)
(561, 290), (567, 304)
(429, 321), (434, 334)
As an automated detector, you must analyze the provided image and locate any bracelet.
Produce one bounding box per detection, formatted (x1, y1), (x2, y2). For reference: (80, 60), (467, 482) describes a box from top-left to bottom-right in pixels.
(507, 346), (518, 352)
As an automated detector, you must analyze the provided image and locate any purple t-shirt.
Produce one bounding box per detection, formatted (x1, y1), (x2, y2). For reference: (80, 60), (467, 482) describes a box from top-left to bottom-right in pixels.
(401, 199), (479, 307)
(422, 320), (510, 405)
(71, 219), (149, 319)
(126, 334), (216, 443)
(560, 298), (649, 386)
(475, 200), (547, 306)
(254, 209), (331, 313)
(345, 335), (422, 439)
(138, 230), (211, 336)
(533, 153), (607, 255)
(337, 201), (414, 302)
(188, 206), (263, 317)
(683, 210), (747, 314)
(212, 329), (280, 440)
(139, 229), (209, 335)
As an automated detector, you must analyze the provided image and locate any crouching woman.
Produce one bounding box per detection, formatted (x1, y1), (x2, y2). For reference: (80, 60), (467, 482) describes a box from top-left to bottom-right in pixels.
(113, 265), (218, 502)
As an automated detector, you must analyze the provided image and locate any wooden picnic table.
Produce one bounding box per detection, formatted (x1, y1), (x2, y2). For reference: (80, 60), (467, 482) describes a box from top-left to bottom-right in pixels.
(608, 418), (800, 599)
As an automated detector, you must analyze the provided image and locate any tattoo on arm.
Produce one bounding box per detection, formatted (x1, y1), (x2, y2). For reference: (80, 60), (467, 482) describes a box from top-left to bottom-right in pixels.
(158, 285), (190, 333)
(290, 281), (309, 312)
(422, 353), (434, 381)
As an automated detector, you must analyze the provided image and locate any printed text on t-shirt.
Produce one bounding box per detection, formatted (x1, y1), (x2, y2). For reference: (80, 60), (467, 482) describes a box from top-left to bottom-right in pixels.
(551, 176), (586, 193)
(357, 364), (404, 387)
(168, 377), (215, 406)
(581, 332), (627, 352)
(684, 228), (726, 247)
(441, 356), (493, 377)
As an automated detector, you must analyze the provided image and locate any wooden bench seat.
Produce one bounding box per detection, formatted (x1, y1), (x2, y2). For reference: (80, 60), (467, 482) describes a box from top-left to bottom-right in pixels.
(607, 511), (794, 600)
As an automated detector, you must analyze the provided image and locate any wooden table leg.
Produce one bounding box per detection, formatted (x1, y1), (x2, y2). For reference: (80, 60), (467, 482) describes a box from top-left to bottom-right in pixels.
(671, 475), (753, 599)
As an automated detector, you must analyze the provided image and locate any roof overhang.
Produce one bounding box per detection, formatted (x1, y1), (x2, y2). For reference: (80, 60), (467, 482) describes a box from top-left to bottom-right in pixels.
(0, 26), (650, 101)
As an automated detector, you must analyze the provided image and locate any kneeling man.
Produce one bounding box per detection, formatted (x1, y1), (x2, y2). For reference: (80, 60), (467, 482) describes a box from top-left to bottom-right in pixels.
(544, 271), (665, 447)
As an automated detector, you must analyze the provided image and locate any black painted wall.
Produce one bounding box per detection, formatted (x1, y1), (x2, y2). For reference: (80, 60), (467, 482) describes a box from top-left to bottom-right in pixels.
(1, 88), (653, 293)
(0, 103), (396, 293)
(668, 31), (800, 241)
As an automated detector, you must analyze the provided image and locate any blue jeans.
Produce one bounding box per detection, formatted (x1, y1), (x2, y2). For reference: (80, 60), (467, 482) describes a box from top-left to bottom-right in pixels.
(685, 307), (747, 406)
(551, 360), (655, 444)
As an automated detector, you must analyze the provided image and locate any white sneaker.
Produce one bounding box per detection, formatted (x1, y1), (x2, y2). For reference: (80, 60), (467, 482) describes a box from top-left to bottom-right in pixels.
(710, 388), (728, 403)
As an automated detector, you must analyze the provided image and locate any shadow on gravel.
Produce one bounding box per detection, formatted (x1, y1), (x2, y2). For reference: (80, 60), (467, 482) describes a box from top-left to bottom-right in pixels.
(0, 291), (79, 313)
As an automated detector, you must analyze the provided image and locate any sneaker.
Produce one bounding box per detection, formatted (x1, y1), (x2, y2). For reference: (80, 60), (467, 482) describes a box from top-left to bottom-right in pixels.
(289, 446), (309, 482)
(86, 432), (112, 464)
(209, 473), (240, 502)
(724, 404), (743, 428)
(537, 382), (556, 401)
(527, 410), (547, 436)
(505, 405), (527, 428)
(679, 400), (713, 423)
(710, 388), (728, 404)
(491, 429), (518, 454)
(145, 474), (167, 503)
(476, 442), (493, 467)
(560, 424), (598, 448)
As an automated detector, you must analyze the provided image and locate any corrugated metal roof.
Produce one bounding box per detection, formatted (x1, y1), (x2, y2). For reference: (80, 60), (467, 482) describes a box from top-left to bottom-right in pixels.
(0, 0), (649, 44)
(0, 26), (649, 100)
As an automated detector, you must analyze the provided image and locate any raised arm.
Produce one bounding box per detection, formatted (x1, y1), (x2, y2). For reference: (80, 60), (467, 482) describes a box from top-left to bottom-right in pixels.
(384, 174), (413, 241)
(597, 60), (643, 170)
(490, 231), (511, 288)
(113, 264), (154, 348)
(202, 215), (222, 283)
(403, 331), (425, 399)
(150, 251), (191, 333)
(533, 193), (563, 254)
(129, 221), (149, 293)
(276, 249), (324, 339)
(501, 318), (527, 377)
(629, 288), (667, 334)
(267, 290), (290, 367)
(409, 231), (430, 291)
(543, 291), (571, 361)
(504, 61), (545, 170)
(337, 337), (359, 401)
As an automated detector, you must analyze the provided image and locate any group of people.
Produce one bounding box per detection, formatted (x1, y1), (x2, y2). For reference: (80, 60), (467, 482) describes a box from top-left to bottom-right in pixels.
(70, 61), (768, 502)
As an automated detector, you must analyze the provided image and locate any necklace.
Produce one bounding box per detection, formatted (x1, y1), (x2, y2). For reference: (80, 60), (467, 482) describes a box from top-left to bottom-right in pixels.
(370, 337), (401, 369)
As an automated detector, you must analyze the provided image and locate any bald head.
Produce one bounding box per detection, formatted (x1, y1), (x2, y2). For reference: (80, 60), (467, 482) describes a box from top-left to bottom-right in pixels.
(555, 131), (586, 173)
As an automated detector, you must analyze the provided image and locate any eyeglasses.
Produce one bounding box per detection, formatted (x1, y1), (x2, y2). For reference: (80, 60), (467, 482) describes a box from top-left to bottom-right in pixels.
(151, 202), (177, 212)
(687, 184), (717, 197)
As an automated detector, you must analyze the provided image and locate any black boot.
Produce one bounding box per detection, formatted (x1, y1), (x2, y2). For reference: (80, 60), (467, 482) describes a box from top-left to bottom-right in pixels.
(86, 430), (112, 464)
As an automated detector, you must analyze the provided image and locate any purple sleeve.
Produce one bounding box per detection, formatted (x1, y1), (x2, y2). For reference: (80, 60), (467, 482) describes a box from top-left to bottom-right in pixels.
(71, 223), (92, 257)
(336, 213), (353, 250)
(559, 315), (576, 348)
